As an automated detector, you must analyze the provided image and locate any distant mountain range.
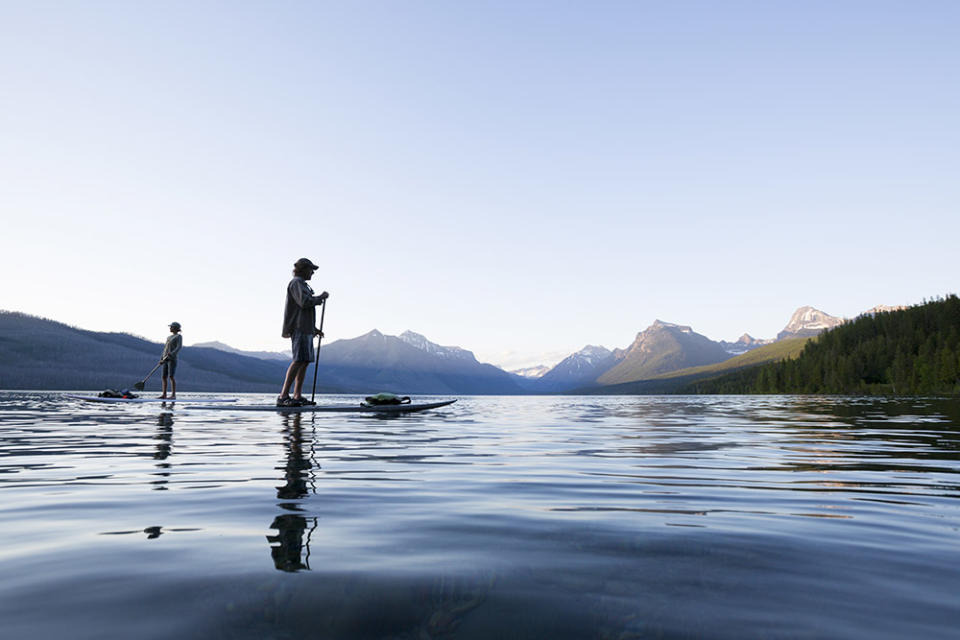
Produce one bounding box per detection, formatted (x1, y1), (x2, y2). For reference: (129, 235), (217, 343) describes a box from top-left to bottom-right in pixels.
(192, 340), (288, 361)
(0, 311), (301, 393)
(0, 303), (900, 394)
(0, 312), (524, 395)
(308, 329), (523, 394)
(501, 307), (849, 392)
(718, 334), (774, 355)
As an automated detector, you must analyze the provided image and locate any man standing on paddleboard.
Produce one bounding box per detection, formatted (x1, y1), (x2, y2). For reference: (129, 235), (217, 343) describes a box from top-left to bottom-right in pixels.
(279, 258), (328, 406)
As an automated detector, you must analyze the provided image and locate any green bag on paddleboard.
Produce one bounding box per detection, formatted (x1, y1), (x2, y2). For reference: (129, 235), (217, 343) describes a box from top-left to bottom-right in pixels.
(363, 393), (412, 406)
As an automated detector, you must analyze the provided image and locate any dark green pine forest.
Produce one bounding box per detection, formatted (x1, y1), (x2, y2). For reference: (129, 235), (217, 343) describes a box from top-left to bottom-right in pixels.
(685, 295), (960, 395)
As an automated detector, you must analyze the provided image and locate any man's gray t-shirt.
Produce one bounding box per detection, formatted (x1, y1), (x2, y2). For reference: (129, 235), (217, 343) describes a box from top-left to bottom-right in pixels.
(282, 277), (324, 338)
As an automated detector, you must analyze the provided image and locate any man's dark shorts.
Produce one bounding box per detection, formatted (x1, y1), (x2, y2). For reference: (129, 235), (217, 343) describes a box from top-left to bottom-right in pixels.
(291, 331), (315, 363)
(162, 359), (178, 378)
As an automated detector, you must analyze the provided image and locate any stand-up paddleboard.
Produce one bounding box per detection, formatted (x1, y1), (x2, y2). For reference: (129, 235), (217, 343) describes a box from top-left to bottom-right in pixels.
(67, 395), (237, 404)
(188, 399), (457, 413)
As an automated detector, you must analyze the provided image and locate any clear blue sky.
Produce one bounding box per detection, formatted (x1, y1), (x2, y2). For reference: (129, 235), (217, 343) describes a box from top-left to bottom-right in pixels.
(1, 2), (957, 369)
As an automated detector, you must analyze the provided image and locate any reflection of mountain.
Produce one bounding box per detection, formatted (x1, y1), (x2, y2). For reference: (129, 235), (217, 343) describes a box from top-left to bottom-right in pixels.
(267, 413), (317, 572)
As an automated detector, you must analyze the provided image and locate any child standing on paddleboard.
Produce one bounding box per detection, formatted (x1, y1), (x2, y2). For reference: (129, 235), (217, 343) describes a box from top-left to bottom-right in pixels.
(160, 322), (182, 399)
(279, 258), (328, 406)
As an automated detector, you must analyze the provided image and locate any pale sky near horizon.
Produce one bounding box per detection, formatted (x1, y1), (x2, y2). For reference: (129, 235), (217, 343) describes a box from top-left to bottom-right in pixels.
(1, 2), (958, 370)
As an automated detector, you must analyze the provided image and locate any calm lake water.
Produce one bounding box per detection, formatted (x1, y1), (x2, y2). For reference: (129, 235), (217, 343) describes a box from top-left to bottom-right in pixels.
(1, 392), (958, 639)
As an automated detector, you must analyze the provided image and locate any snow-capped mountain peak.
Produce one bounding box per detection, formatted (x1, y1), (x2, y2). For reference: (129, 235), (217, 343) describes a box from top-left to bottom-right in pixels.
(510, 365), (551, 379)
(399, 330), (475, 360)
(650, 320), (693, 334)
(777, 306), (844, 340)
(861, 304), (907, 316)
(571, 345), (613, 366)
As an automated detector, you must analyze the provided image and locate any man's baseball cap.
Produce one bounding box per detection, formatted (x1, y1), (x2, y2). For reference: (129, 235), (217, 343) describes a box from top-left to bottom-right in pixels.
(169, 322), (181, 330)
(294, 258), (319, 271)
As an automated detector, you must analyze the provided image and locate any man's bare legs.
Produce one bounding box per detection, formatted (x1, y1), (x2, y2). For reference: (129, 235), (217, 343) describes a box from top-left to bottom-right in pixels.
(280, 361), (310, 399)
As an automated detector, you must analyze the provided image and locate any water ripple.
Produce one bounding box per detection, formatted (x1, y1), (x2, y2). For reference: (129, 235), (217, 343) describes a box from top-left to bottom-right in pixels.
(0, 392), (959, 638)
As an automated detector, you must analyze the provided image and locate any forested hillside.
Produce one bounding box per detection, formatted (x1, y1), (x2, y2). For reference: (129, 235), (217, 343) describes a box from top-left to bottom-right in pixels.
(685, 296), (960, 395)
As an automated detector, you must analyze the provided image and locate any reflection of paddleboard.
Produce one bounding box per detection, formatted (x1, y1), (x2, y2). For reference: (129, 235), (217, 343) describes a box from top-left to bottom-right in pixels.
(67, 395), (237, 404)
(189, 400), (457, 413)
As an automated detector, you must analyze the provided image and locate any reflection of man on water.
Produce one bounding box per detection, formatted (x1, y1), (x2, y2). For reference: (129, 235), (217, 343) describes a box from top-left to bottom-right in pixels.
(268, 513), (310, 572)
(152, 412), (174, 490)
(276, 413), (311, 500)
(266, 413), (317, 572)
